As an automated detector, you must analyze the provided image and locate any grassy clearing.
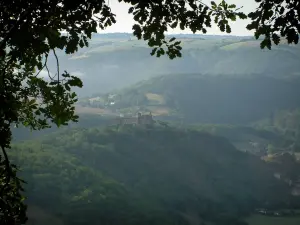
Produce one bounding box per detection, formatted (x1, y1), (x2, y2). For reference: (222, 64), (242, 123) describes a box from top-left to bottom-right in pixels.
(147, 106), (170, 116)
(145, 93), (165, 104)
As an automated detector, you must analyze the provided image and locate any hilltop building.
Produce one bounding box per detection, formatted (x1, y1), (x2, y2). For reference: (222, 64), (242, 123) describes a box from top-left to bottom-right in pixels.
(113, 112), (155, 126)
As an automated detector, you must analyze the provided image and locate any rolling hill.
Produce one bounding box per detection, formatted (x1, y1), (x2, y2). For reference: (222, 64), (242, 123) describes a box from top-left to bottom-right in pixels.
(43, 33), (300, 97)
(78, 73), (300, 124)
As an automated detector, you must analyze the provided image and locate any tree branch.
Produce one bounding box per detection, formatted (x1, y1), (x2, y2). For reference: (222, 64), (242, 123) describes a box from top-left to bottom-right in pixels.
(0, 144), (11, 195)
(35, 54), (48, 77)
(52, 49), (60, 84)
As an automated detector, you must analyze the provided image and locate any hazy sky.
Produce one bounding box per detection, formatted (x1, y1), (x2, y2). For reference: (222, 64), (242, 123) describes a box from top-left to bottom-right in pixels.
(99, 0), (258, 36)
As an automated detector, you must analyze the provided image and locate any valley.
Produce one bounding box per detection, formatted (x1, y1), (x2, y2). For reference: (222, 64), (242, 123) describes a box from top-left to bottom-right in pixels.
(8, 34), (300, 225)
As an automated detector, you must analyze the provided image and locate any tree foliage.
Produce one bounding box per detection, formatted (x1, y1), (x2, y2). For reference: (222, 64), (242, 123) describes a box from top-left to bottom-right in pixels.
(247, 0), (300, 49)
(0, 0), (300, 223)
(127, 0), (247, 58)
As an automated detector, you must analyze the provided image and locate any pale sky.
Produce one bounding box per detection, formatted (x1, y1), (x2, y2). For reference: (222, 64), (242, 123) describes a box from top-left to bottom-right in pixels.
(99, 0), (258, 36)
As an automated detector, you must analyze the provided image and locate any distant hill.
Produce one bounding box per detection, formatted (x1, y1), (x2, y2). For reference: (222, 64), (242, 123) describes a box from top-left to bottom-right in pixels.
(43, 34), (300, 97)
(79, 73), (300, 124)
(11, 126), (292, 225)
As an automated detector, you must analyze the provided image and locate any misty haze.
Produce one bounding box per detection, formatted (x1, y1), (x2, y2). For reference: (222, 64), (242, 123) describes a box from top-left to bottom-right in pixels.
(2, 1), (300, 225)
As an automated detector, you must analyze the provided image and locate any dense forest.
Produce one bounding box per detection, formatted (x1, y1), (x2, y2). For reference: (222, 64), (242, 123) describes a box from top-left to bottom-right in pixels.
(10, 126), (300, 225)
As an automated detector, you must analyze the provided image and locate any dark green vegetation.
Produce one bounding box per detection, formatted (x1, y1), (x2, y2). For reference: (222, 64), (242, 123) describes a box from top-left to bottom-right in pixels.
(11, 114), (113, 142)
(253, 109), (300, 155)
(10, 126), (298, 225)
(246, 215), (300, 225)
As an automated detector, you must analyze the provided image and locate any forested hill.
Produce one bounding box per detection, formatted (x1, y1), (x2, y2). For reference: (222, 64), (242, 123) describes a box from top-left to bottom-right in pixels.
(79, 74), (300, 124)
(10, 126), (294, 225)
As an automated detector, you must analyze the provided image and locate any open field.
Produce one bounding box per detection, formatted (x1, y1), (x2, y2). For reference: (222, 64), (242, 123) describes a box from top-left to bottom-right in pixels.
(145, 92), (165, 104)
(147, 106), (170, 116)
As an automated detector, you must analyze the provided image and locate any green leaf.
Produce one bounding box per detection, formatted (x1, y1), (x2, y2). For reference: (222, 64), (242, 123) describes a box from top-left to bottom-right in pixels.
(79, 39), (84, 48)
(272, 33), (280, 45)
(71, 92), (77, 99)
(128, 7), (134, 14)
(170, 21), (178, 29)
(225, 24), (231, 33)
(150, 48), (157, 56)
(260, 38), (271, 50)
(169, 37), (176, 42)
(28, 99), (36, 106)
(228, 14), (236, 21)
(237, 12), (248, 20)
(211, 1), (217, 7)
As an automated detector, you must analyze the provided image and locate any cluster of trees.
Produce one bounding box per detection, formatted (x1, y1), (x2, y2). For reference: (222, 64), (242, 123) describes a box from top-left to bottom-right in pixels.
(191, 124), (279, 143)
(273, 109), (300, 151)
(263, 152), (300, 188)
(9, 126), (297, 225)
(11, 115), (112, 142)
(254, 109), (300, 154)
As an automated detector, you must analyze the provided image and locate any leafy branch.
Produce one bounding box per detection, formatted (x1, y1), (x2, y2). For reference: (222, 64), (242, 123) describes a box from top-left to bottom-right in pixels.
(128, 0), (247, 59)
